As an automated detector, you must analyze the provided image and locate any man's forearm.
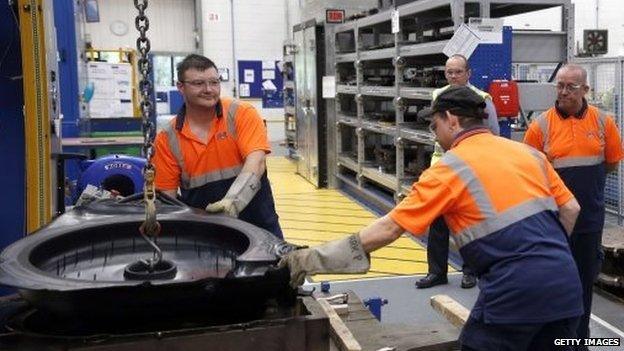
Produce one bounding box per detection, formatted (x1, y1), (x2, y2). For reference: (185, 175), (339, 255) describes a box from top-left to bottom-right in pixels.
(242, 150), (267, 175)
(359, 215), (405, 252)
(558, 198), (580, 235)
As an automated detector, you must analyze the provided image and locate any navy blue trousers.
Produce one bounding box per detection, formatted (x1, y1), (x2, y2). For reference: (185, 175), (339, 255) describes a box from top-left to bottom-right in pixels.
(427, 216), (474, 276)
(569, 231), (603, 349)
(460, 316), (580, 351)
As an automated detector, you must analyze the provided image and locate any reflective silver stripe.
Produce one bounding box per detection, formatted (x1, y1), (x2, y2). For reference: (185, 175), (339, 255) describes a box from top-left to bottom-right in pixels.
(552, 155), (605, 168)
(439, 152), (497, 218)
(597, 110), (606, 151)
(549, 109), (607, 169)
(535, 112), (550, 155)
(186, 165), (243, 189)
(227, 99), (240, 139)
(453, 197), (558, 248)
(597, 109), (606, 133)
(162, 121), (190, 185)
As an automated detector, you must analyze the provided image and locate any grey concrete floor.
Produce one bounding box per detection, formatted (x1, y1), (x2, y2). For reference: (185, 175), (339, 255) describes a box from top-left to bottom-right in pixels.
(304, 272), (624, 350)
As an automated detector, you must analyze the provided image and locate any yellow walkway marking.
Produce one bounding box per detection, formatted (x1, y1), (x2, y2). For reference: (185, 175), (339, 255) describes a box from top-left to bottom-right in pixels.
(267, 157), (455, 282)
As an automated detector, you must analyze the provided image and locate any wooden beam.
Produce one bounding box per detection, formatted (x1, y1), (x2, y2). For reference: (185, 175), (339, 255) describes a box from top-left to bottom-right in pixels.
(317, 298), (362, 351)
(430, 294), (470, 329)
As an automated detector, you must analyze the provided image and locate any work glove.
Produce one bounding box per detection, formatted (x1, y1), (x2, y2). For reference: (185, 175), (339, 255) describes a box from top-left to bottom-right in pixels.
(278, 234), (370, 288)
(205, 172), (261, 217)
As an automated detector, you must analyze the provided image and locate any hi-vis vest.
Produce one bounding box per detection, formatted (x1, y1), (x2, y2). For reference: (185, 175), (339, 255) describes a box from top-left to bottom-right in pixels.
(162, 100), (242, 189)
(429, 85), (492, 166)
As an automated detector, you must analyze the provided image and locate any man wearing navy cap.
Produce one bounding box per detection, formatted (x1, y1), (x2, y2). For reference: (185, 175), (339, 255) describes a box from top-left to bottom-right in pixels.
(280, 86), (583, 350)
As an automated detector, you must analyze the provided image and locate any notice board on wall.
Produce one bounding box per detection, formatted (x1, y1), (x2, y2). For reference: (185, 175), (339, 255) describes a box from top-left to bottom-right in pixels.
(237, 60), (283, 108)
(87, 61), (134, 118)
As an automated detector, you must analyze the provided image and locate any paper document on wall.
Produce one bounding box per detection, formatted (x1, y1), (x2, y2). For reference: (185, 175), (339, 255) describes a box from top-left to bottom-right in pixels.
(468, 18), (503, 44)
(443, 23), (480, 59)
(243, 69), (255, 83)
(262, 80), (277, 91)
(239, 83), (250, 97)
(262, 69), (275, 80)
(87, 61), (134, 118)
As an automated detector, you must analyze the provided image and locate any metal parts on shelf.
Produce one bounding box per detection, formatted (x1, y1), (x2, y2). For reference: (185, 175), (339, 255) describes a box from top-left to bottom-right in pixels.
(330, 0), (573, 206)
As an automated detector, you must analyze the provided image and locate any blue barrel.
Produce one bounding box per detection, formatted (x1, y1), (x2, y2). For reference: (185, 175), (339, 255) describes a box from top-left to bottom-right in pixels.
(75, 155), (146, 202)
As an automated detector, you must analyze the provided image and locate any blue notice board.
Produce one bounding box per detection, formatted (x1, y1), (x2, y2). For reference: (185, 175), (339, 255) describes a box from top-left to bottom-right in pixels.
(237, 60), (283, 108)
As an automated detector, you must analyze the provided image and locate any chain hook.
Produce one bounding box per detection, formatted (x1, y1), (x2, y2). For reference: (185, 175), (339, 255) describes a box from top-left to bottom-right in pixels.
(134, 0), (162, 270)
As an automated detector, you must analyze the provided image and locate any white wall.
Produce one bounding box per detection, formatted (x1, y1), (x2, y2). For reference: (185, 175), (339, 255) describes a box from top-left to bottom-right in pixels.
(83, 0), (197, 53)
(500, 0), (624, 57)
(201, 0), (287, 142)
(199, 0), (378, 142)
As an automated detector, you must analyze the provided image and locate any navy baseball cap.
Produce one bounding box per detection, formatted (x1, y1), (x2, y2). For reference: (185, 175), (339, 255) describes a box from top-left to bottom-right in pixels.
(418, 85), (488, 119)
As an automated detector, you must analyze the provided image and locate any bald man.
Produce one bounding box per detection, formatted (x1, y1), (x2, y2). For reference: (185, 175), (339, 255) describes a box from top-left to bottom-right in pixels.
(524, 64), (624, 347)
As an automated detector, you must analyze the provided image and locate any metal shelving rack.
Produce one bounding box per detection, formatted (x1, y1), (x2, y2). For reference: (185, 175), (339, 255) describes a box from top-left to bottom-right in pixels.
(282, 43), (297, 158)
(330, 0), (573, 211)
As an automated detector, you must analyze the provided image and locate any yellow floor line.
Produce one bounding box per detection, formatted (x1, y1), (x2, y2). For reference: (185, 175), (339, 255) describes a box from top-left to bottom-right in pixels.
(267, 156), (456, 283)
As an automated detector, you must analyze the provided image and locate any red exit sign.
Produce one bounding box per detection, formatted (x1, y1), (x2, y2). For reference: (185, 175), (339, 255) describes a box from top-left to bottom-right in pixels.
(326, 9), (345, 24)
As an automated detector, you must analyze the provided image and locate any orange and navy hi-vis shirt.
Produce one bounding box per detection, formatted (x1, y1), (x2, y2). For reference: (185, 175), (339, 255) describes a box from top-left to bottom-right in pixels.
(152, 97), (271, 192)
(390, 128), (582, 324)
(524, 101), (624, 233)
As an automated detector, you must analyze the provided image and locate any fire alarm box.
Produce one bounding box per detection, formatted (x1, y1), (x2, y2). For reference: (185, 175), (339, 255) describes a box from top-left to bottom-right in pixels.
(489, 80), (519, 118)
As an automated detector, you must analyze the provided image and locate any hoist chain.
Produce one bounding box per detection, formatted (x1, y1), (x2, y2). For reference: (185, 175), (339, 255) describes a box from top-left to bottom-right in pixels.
(134, 0), (162, 269)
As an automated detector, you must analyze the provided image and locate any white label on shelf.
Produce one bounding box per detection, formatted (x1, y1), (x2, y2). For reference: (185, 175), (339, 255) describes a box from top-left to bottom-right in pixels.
(322, 76), (336, 98)
(468, 17), (503, 44)
(391, 10), (400, 34)
(443, 23), (480, 59)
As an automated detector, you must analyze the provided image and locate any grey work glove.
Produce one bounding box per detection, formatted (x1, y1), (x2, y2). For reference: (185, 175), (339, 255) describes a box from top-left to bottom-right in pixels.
(205, 172), (261, 217)
(278, 234), (371, 288)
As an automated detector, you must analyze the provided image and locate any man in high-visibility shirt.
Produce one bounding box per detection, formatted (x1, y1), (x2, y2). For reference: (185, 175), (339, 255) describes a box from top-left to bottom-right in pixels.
(152, 54), (283, 238)
(416, 54), (499, 290)
(524, 63), (624, 346)
(280, 86), (583, 351)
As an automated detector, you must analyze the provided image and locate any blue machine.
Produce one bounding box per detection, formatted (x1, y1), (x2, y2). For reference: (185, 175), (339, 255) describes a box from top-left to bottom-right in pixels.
(468, 26), (512, 91)
(468, 26), (513, 138)
(0, 1), (24, 296)
(75, 155), (146, 202)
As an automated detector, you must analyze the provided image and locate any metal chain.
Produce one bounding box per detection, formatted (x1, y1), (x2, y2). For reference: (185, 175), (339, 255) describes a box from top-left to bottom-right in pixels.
(134, 0), (161, 270)
(134, 0), (154, 164)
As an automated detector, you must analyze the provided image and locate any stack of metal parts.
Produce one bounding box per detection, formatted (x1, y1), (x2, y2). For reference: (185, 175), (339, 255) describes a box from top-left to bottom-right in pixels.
(403, 67), (447, 88)
(374, 145), (396, 174)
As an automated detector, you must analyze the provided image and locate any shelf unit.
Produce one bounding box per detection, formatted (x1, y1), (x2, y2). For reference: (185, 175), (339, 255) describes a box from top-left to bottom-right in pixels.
(329, 0), (573, 211)
(282, 43), (297, 158)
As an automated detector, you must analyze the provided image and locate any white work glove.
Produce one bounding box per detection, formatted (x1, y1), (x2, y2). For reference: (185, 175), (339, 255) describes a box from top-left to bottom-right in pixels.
(205, 172), (261, 217)
(278, 234), (370, 288)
